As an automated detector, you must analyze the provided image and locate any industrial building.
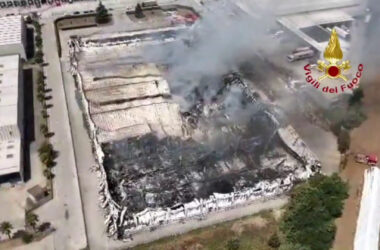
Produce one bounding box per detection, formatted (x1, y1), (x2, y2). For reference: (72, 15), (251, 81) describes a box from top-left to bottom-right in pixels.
(354, 167), (380, 250)
(0, 54), (24, 182)
(277, 9), (353, 53)
(0, 0), (91, 9)
(68, 24), (321, 238)
(0, 15), (27, 59)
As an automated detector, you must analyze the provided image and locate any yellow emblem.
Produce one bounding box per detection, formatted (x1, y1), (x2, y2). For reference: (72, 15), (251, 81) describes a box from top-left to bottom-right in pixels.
(317, 28), (351, 81)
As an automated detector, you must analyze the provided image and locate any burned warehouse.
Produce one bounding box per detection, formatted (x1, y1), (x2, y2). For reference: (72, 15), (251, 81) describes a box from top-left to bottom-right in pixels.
(68, 6), (321, 239)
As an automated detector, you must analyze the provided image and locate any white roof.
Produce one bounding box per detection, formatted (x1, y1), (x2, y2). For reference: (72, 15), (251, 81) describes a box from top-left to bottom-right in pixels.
(237, 0), (358, 15)
(354, 167), (380, 250)
(0, 54), (20, 127)
(0, 130), (21, 176)
(277, 10), (352, 52)
(0, 54), (21, 177)
(0, 15), (23, 46)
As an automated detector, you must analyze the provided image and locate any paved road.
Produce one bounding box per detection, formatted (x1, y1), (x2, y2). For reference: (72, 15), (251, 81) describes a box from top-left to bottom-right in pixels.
(37, 21), (87, 250)
(333, 78), (380, 250)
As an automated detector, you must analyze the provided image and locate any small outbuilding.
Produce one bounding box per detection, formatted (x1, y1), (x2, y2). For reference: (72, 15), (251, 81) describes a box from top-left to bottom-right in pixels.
(27, 185), (47, 204)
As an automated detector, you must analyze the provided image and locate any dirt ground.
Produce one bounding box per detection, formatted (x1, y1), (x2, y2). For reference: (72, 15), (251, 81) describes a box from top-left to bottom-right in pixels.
(333, 79), (380, 250)
(134, 210), (282, 250)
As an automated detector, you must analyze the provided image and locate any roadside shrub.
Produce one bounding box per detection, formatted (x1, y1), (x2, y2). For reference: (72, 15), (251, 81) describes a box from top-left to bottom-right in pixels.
(268, 232), (281, 248)
(337, 129), (350, 154)
(95, 2), (110, 24)
(135, 3), (144, 18)
(25, 16), (32, 24)
(12, 229), (27, 238)
(341, 106), (367, 130)
(35, 50), (44, 64)
(21, 232), (33, 244)
(226, 238), (240, 250)
(38, 222), (51, 232)
(280, 174), (348, 250)
(349, 88), (364, 106)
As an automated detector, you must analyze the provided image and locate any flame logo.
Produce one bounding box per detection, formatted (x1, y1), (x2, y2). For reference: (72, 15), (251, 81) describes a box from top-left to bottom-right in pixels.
(317, 28), (351, 81)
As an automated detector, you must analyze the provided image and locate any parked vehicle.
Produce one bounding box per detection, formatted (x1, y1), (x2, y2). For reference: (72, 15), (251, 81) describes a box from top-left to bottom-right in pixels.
(287, 49), (314, 62)
(355, 154), (378, 166)
(292, 46), (312, 53)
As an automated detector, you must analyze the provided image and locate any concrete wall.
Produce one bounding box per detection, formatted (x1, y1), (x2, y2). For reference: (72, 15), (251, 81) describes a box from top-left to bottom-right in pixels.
(354, 167), (380, 250)
(0, 44), (26, 60)
(17, 56), (24, 181)
(0, 0), (93, 9)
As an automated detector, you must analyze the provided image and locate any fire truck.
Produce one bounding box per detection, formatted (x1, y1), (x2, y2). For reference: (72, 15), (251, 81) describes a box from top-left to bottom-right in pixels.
(355, 154), (378, 166)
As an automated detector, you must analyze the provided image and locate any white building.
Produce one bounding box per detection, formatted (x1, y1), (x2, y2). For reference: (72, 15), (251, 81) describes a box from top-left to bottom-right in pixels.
(277, 9), (353, 53)
(0, 0), (90, 9)
(354, 167), (380, 250)
(0, 54), (24, 182)
(0, 15), (26, 59)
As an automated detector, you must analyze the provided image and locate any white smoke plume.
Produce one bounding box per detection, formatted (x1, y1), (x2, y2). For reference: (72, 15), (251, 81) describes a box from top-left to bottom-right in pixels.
(142, 0), (279, 110)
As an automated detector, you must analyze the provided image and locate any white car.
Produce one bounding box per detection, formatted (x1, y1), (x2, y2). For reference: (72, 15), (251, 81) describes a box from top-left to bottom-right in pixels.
(286, 79), (306, 92)
(271, 30), (284, 39)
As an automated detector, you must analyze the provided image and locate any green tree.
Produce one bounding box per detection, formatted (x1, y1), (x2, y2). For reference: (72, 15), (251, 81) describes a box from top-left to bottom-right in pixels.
(37, 71), (44, 83)
(37, 92), (45, 103)
(40, 124), (48, 136)
(337, 129), (350, 154)
(268, 232), (281, 248)
(35, 50), (44, 64)
(135, 3), (144, 18)
(280, 175), (348, 250)
(341, 106), (367, 130)
(226, 238), (240, 250)
(38, 142), (57, 168)
(37, 84), (45, 94)
(39, 141), (53, 164)
(26, 213), (39, 231)
(25, 15), (32, 24)
(35, 35), (43, 49)
(21, 232), (33, 244)
(41, 110), (49, 119)
(95, 1), (110, 24)
(279, 243), (311, 250)
(317, 173), (348, 217)
(0, 221), (13, 239)
(349, 88), (364, 106)
(43, 169), (55, 179)
(33, 21), (41, 34)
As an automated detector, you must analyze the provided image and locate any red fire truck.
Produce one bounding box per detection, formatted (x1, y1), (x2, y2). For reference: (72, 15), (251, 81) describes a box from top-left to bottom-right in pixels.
(355, 154), (378, 166)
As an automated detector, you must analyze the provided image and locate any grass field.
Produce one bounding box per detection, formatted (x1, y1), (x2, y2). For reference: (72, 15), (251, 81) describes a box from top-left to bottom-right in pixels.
(134, 209), (281, 250)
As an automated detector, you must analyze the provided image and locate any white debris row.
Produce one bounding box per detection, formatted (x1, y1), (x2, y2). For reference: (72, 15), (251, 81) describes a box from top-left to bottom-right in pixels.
(81, 25), (188, 43)
(69, 41), (121, 237)
(278, 125), (320, 172)
(68, 36), (320, 239)
(80, 25), (187, 48)
(354, 167), (380, 250)
(121, 171), (312, 235)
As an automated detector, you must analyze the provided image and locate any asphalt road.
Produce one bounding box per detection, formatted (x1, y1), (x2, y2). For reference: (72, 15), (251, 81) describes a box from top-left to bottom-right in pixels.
(37, 21), (87, 250)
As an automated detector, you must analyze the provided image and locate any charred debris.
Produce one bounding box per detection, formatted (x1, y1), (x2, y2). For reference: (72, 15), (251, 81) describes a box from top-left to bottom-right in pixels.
(102, 72), (292, 214)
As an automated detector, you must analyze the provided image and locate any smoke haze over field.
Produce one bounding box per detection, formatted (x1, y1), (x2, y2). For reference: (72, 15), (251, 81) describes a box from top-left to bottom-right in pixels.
(362, 0), (380, 80)
(142, 0), (279, 110)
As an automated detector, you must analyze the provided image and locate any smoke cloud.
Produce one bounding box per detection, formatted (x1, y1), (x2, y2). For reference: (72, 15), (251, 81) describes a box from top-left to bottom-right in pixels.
(142, 0), (279, 111)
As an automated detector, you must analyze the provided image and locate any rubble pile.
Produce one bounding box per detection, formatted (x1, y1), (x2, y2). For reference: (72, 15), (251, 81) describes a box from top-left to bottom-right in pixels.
(103, 133), (291, 213)
(68, 31), (321, 240)
(78, 26), (187, 48)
